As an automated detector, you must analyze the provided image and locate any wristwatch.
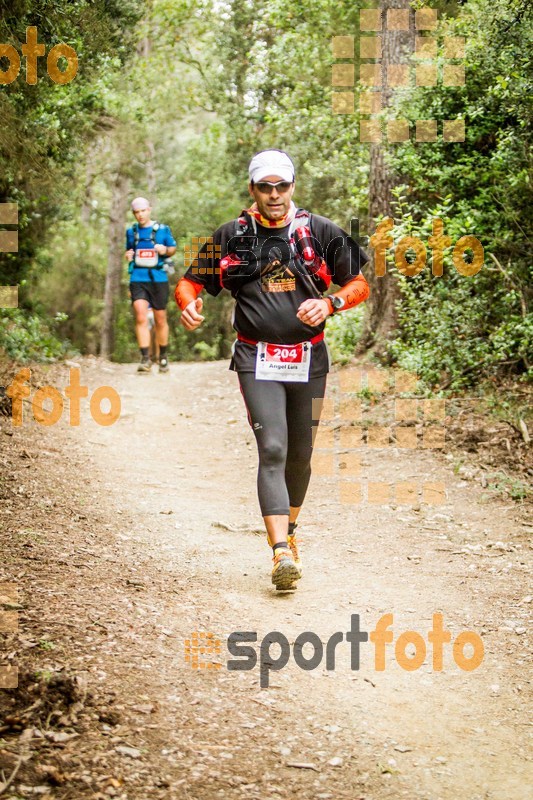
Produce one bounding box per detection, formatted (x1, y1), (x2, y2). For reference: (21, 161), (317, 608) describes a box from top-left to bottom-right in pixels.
(326, 295), (345, 314)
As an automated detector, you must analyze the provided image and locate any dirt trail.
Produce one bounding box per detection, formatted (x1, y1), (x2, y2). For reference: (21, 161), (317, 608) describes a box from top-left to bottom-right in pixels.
(1, 358), (531, 800)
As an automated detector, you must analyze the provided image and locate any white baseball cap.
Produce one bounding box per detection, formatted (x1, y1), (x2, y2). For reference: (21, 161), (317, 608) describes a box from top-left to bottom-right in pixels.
(248, 150), (295, 184)
(131, 196), (150, 211)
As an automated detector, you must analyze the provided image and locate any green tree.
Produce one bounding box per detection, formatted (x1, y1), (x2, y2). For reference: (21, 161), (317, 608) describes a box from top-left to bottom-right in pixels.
(387, 0), (532, 387)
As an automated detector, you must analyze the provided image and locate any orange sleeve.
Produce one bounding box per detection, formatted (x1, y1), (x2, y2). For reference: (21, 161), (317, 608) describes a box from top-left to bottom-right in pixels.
(329, 273), (370, 311)
(175, 278), (204, 310)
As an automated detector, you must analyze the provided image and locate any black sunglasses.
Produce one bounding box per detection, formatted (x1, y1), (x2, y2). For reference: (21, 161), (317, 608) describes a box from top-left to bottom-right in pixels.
(254, 181), (293, 194)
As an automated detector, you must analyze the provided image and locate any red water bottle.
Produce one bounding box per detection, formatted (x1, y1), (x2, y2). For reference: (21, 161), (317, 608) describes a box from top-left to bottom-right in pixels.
(295, 226), (315, 264)
(220, 254), (242, 270)
(294, 226), (332, 290)
(219, 253), (243, 288)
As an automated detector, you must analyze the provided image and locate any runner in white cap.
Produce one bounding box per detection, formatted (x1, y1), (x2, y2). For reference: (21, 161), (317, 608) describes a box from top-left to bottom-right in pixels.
(175, 150), (370, 590)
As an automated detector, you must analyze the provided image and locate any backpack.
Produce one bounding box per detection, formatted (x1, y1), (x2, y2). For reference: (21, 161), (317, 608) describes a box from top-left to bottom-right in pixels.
(219, 209), (332, 292)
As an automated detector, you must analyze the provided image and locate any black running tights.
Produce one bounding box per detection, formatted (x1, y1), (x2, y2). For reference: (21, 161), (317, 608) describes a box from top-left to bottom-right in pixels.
(238, 372), (327, 516)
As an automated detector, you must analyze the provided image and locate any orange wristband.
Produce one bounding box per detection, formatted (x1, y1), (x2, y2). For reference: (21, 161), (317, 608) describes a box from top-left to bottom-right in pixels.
(175, 278), (203, 310)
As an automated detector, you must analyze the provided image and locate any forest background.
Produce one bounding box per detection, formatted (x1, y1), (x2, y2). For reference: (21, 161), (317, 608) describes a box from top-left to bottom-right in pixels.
(0, 0), (531, 397)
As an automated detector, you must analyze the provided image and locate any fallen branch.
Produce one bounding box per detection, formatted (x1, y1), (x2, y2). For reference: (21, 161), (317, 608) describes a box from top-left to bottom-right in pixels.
(88, 616), (109, 631)
(0, 755), (23, 795)
(20, 698), (42, 717)
(519, 419), (530, 445)
(486, 252), (528, 320)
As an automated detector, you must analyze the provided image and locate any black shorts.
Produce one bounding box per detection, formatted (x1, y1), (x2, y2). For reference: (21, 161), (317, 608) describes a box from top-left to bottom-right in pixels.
(130, 281), (169, 310)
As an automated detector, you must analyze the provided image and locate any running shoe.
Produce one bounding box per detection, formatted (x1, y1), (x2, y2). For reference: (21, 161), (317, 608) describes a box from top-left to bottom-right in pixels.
(288, 522), (302, 577)
(271, 546), (300, 590)
(159, 357), (169, 374)
(137, 357), (152, 374)
(267, 522), (302, 576)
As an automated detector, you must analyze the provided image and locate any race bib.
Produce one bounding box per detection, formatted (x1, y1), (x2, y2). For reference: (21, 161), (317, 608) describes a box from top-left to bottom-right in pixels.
(255, 341), (311, 382)
(135, 248), (159, 267)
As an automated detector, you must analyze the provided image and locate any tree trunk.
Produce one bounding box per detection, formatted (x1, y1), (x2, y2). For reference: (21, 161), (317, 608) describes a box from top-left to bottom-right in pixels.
(138, 25), (158, 207)
(145, 137), (157, 207)
(81, 141), (99, 225)
(359, 0), (414, 356)
(101, 171), (130, 358)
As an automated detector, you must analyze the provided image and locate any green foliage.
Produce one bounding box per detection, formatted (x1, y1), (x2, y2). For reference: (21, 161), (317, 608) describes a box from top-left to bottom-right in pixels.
(386, 0), (532, 387)
(325, 307), (365, 365)
(4, 0), (531, 385)
(38, 638), (56, 651)
(33, 221), (107, 353)
(485, 471), (531, 501)
(383, 192), (532, 389)
(198, 0), (369, 225)
(0, 308), (75, 362)
(158, 122), (246, 242)
(34, 670), (54, 682)
(0, 0), (144, 287)
(192, 337), (223, 361)
(112, 296), (140, 363)
(126, 0), (371, 364)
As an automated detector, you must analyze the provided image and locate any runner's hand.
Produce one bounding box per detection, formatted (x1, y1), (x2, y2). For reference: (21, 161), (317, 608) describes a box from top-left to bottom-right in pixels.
(296, 298), (330, 326)
(154, 244), (167, 255)
(181, 298), (205, 330)
(125, 249), (134, 261)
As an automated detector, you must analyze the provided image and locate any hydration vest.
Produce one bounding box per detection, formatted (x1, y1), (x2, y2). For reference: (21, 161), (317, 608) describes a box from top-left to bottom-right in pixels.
(219, 209), (332, 293)
(130, 222), (174, 280)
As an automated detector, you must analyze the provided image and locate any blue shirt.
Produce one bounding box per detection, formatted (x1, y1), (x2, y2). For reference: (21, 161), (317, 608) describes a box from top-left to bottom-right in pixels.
(126, 223), (177, 283)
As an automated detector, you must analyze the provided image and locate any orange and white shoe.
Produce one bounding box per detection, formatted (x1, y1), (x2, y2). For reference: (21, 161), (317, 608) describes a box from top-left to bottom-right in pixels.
(267, 522), (302, 580)
(271, 546), (301, 590)
(288, 532), (302, 578)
